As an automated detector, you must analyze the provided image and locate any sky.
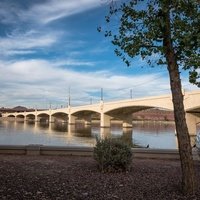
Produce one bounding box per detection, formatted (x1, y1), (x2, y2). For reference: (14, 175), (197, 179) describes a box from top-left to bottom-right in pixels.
(0, 0), (198, 109)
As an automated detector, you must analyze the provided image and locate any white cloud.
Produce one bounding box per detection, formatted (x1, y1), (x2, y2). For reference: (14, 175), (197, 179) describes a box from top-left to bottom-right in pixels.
(4, 50), (36, 56)
(0, 30), (61, 56)
(0, 0), (105, 57)
(19, 0), (103, 24)
(0, 0), (103, 25)
(54, 59), (95, 67)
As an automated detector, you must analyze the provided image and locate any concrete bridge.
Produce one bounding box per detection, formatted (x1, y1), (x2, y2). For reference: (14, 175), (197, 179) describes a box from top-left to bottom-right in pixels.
(2, 90), (200, 136)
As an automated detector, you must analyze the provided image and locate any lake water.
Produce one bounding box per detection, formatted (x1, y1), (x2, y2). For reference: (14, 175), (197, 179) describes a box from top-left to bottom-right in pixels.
(0, 118), (181, 149)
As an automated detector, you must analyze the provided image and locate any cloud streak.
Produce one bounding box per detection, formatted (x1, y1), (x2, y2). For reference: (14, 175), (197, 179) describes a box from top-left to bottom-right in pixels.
(23, 0), (103, 24)
(0, 30), (60, 56)
(0, 0), (103, 25)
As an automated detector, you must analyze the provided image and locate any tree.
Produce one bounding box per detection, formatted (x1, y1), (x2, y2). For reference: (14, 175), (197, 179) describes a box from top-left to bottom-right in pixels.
(99, 0), (200, 195)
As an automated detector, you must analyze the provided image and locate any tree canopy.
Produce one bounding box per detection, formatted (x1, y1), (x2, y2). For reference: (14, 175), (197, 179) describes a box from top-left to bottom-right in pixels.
(100, 0), (200, 85)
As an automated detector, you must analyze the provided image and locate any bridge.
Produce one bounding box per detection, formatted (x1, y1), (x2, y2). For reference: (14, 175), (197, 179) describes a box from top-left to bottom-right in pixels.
(2, 90), (200, 136)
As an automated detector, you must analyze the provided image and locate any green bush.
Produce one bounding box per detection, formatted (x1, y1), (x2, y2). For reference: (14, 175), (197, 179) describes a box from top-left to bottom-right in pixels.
(93, 137), (133, 172)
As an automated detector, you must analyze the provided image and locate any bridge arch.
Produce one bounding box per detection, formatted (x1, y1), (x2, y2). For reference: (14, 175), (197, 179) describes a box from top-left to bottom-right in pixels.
(16, 114), (25, 118)
(7, 114), (15, 118)
(37, 113), (50, 123)
(101, 105), (173, 128)
(71, 110), (101, 125)
(26, 114), (36, 121)
(186, 105), (200, 113)
(51, 112), (68, 123)
(72, 110), (100, 116)
(103, 102), (173, 114)
(104, 105), (154, 116)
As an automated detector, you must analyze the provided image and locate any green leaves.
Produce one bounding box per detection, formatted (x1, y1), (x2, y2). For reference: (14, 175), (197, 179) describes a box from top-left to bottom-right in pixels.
(189, 71), (200, 87)
(99, 0), (200, 86)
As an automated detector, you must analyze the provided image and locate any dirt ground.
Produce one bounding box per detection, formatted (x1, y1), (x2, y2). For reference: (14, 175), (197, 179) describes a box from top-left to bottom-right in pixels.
(0, 155), (199, 200)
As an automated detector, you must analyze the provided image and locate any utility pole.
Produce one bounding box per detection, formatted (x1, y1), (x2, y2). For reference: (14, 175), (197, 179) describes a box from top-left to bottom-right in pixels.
(68, 87), (71, 107)
(101, 88), (103, 101)
(130, 89), (133, 99)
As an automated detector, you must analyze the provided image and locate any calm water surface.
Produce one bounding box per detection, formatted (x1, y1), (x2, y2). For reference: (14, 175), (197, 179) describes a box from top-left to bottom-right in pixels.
(0, 119), (179, 149)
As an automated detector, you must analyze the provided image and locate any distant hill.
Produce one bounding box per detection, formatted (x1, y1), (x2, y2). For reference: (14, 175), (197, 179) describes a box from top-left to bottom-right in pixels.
(132, 108), (174, 121)
(0, 106), (34, 113)
(12, 106), (28, 111)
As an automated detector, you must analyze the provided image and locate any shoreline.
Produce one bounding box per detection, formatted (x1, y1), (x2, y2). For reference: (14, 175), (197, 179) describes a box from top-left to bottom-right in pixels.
(0, 144), (199, 161)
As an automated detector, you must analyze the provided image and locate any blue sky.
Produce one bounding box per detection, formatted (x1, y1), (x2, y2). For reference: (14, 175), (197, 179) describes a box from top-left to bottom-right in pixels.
(0, 0), (197, 109)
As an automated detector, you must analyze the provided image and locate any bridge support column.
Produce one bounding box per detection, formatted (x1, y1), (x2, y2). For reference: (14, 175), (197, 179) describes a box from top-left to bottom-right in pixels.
(186, 113), (200, 147)
(100, 127), (111, 139)
(122, 115), (133, 128)
(68, 124), (75, 135)
(49, 115), (55, 123)
(68, 114), (76, 125)
(185, 113), (197, 136)
(23, 111), (27, 121)
(35, 115), (38, 122)
(100, 113), (111, 128)
(35, 116), (42, 122)
(122, 121), (133, 128)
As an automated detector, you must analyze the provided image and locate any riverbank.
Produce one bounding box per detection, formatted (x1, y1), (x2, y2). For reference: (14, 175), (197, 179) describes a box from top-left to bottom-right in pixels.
(0, 154), (199, 200)
(0, 145), (182, 159)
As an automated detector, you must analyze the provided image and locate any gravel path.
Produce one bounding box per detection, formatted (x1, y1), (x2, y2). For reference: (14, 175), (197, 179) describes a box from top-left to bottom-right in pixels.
(0, 155), (199, 200)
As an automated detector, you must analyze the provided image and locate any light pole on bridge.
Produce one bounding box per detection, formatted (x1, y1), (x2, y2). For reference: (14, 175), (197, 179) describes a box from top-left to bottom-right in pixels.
(101, 88), (103, 101)
(130, 89), (133, 99)
(68, 87), (71, 107)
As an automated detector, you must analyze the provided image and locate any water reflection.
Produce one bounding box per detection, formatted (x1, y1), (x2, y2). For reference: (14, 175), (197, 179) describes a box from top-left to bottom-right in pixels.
(0, 118), (180, 149)
(132, 121), (177, 149)
(51, 122), (68, 133)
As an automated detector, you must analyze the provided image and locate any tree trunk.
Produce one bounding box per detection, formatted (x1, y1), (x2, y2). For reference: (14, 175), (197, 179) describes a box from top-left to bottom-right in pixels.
(168, 63), (195, 195)
(162, 2), (195, 194)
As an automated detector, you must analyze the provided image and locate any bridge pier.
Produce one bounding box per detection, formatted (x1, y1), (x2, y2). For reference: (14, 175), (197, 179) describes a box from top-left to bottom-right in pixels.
(122, 122), (132, 128)
(100, 127), (111, 139)
(100, 113), (111, 128)
(121, 114), (133, 128)
(49, 115), (55, 123)
(185, 113), (200, 136)
(35, 116), (42, 122)
(23, 112), (27, 121)
(68, 114), (76, 125)
(35, 115), (38, 122)
(68, 124), (75, 135)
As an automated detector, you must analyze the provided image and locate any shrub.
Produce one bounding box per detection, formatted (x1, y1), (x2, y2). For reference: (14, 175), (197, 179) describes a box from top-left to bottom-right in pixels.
(93, 137), (133, 172)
